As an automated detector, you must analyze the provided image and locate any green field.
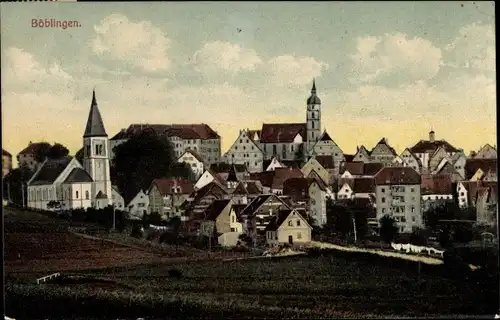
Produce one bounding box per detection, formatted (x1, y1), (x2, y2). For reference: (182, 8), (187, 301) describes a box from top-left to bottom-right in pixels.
(5, 208), (498, 319)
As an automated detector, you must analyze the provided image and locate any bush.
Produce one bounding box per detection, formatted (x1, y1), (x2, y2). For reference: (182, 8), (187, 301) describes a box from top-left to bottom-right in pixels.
(130, 225), (142, 238)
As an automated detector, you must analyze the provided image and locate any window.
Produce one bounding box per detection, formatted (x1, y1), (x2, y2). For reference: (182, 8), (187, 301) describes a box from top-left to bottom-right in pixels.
(297, 232), (302, 239)
(76, 191), (79, 199)
(288, 220), (293, 226)
(382, 208), (386, 213)
(412, 216), (416, 222)
(411, 207), (415, 213)
(311, 122), (315, 129)
(232, 215), (235, 223)
(381, 188), (385, 193)
(411, 188), (415, 192)
(460, 192), (464, 196)
(240, 139), (242, 143)
(381, 197), (385, 203)
(273, 145), (277, 155)
(297, 220), (301, 226)
(282, 146), (286, 159)
(291, 145), (294, 152)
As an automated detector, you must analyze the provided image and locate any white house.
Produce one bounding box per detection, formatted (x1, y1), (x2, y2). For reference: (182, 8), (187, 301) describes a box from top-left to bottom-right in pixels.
(223, 129), (264, 173)
(308, 179), (328, 226)
(126, 189), (149, 220)
(398, 148), (422, 173)
(27, 90), (116, 211)
(112, 186), (125, 210)
(265, 209), (312, 246)
(177, 149), (205, 179)
(193, 168), (225, 190)
(456, 182), (469, 208)
(265, 156), (286, 171)
(337, 183), (353, 200)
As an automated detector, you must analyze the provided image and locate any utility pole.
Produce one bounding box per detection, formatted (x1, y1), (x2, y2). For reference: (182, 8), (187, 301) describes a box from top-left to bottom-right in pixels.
(352, 215), (357, 243)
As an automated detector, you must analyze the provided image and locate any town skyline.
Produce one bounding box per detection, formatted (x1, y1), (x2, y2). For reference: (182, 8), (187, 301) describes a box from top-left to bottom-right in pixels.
(1, 2), (496, 162)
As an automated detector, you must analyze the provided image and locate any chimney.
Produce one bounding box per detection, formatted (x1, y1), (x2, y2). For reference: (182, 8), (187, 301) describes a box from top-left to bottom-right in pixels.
(429, 130), (435, 143)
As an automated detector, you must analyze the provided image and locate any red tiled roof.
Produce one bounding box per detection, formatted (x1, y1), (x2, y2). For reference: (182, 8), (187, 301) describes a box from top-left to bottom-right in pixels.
(210, 162), (247, 174)
(363, 163), (384, 176)
(112, 123), (220, 141)
(283, 178), (310, 202)
(2, 149), (11, 157)
(409, 139), (459, 154)
(18, 142), (50, 156)
(464, 158), (498, 180)
(421, 174), (453, 195)
(353, 178), (375, 193)
(149, 178), (194, 196)
(260, 123), (306, 143)
(374, 167), (421, 185)
(340, 162), (364, 175)
(344, 154), (355, 162)
(315, 155), (335, 169)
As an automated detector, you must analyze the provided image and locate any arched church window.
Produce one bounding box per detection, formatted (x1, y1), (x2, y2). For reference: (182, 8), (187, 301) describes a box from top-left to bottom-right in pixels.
(85, 191), (89, 200)
(311, 122), (315, 129)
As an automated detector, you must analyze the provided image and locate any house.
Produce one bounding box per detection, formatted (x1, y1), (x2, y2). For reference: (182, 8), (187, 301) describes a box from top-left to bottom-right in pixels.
(209, 162), (250, 181)
(110, 123), (221, 164)
(336, 178), (375, 200)
(337, 182), (353, 200)
(421, 174), (454, 213)
(247, 129), (262, 147)
(17, 142), (49, 171)
(398, 148), (423, 172)
(265, 209), (312, 246)
(308, 178), (329, 226)
(111, 186), (125, 210)
(222, 129), (264, 173)
(177, 149), (205, 179)
(283, 178), (311, 205)
(310, 131), (344, 171)
(408, 130), (459, 172)
(199, 199), (243, 236)
(193, 168), (226, 190)
(27, 90), (115, 211)
(454, 180), (497, 209)
(449, 151), (468, 179)
(148, 178), (194, 219)
(183, 182), (228, 232)
(228, 180), (263, 205)
(353, 146), (371, 163)
(431, 158), (463, 182)
(239, 194), (292, 237)
(464, 158), (497, 181)
(369, 138), (398, 166)
(301, 156), (332, 186)
(260, 81), (325, 160)
(475, 186), (498, 227)
(2, 149), (12, 178)
(374, 167), (422, 233)
(126, 189), (149, 220)
(474, 144), (497, 159)
(264, 156), (286, 171)
(250, 167), (304, 194)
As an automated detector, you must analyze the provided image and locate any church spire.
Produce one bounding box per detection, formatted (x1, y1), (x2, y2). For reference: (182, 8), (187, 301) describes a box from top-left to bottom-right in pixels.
(307, 79), (321, 105)
(311, 78), (316, 95)
(84, 89), (108, 138)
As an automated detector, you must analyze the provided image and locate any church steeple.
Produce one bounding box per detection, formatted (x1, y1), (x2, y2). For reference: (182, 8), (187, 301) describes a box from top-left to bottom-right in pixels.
(307, 79), (321, 105)
(311, 78), (316, 95)
(84, 89), (108, 138)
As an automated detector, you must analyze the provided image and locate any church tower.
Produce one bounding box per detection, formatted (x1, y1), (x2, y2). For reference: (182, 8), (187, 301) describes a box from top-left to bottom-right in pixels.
(306, 79), (321, 154)
(83, 90), (113, 207)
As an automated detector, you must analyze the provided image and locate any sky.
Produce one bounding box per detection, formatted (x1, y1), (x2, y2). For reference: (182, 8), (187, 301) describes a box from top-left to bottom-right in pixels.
(1, 1), (496, 165)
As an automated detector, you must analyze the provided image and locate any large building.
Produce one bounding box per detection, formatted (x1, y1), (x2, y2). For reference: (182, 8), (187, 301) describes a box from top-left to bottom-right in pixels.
(17, 142), (48, 171)
(374, 167), (422, 233)
(110, 123), (221, 164)
(222, 129), (264, 172)
(408, 130), (459, 173)
(27, 90), (114, 211)
(259, 80), (342, 162)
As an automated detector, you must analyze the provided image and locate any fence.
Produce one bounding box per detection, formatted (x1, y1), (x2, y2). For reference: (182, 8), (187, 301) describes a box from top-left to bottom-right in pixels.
(36, 272), (60, 285)
(391, 242), (445, 257)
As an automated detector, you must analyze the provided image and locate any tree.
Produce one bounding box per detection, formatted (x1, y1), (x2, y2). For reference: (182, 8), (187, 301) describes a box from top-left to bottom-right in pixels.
(424, 202), (477, 232)
(379, 215), (398, 244)
(453, 224), (474, 243)
(439, 226), (453, 248)
(3, 165), (34, 205)
(326, 201), (353, 240)
(47, 143), (69, 159)
(112, 129), (176, 204)
(170, 162), (196, 182)
(47, 200), (62, 211)
(33, 142), (52, 163)
(409, 227), (427, 246)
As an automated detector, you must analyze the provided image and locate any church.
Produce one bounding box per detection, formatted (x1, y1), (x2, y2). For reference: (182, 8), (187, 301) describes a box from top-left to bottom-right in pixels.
(27, 90), (119, 211)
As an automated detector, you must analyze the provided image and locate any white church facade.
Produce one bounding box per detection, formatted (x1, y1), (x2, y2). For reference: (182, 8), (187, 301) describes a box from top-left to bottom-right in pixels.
(27, 90), (115, 211)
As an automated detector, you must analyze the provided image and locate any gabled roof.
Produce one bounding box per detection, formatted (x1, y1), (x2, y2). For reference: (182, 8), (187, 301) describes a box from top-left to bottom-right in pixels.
(265, 209), (311, 232)
(204, 199), (232, 221)
(110, 129), (128, 141)
(63, 168), (93, 184)
(226, 165), (239, 182)
(421, 174), (453, 195)
(18, 142), (50, 156)
(2, 149), (12, 157)
(320, 131), (332, 141)
(314, 155), (335, 169)
(343, 154), (355, 162)
(340, 162), (364, 175)
(363, 163), (384, 176)
(465, 158), (497, 180)
(179, 149), (205, 163)
(409, 139), (459, 154)
(210, 162), (247, 174)
(374, 167), (421, 185)
(260, 123), (306, 143)
(283, 178), (310, 201)
(149, 178), (195, 196)
(250, 167), (304, 189)
(355, 145), (371, 157)
(232, 181), (248, 194)
(353, 178), (375, 193)
(28, 157), (72, 186)
(371, 138), (397, 156)
(247, 129), (261, 141)
(245, 181), (263, 194)
(112, 123), (220, 141)
(240, 194), (290, 217)
(83, 90), (108, 138)
(308, 172), (328, 191)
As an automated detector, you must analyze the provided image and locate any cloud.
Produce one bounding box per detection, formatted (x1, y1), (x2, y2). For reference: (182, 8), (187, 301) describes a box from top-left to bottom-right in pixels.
(267, 55), (329, 87)
(192, 41), (262, 73)
(350, 33), (442, 84)
(444, 22), (495, 72)
(91, 13), (171, 72)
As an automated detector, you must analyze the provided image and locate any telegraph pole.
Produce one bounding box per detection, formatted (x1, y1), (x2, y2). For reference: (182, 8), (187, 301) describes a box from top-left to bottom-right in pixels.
(352, 215), (357, 243)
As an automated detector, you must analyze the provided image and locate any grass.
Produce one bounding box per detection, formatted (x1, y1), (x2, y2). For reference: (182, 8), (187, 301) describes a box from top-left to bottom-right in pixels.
(5, 208), (499, 318)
